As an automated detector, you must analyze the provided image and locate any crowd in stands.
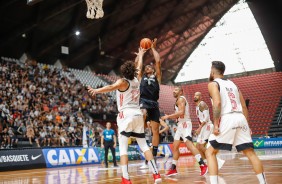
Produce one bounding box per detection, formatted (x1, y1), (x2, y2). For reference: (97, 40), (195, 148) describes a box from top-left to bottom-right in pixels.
(0, 59), (117, 149)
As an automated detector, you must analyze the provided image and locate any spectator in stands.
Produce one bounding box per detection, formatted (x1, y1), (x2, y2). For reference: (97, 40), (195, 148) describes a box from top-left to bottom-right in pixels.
(264, 132), (270, 139)
(0, 60), (118, 148)
(272, 133), (277, 138)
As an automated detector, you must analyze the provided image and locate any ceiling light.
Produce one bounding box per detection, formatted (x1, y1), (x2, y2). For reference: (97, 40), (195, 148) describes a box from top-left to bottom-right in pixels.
(75, 31), (80, 36)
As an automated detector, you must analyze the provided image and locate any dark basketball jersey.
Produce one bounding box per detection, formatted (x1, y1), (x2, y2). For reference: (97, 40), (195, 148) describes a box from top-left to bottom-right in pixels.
(140, 75), (160, 102)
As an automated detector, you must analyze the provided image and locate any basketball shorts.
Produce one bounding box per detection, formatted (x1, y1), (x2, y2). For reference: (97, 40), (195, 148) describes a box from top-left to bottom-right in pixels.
(209, 113), (254, 152)
(140, 98), (160, 123)
(174, 121), (192, 142)
(117, 108), (145, 138)
(197, 122), (214, 144)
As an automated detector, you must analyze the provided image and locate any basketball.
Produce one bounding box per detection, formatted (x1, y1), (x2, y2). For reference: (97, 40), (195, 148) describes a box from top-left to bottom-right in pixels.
(140, 38), (152, 50)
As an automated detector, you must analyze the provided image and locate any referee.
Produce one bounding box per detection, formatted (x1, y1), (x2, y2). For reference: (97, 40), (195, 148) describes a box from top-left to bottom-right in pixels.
(101, 122), (118, 168)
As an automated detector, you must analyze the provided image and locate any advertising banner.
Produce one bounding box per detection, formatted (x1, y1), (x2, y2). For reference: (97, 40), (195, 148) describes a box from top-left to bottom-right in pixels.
(42, 147), (100, 168)
(98, 145), (142, 162)
(0, 148), (45, 171)
(253, 138), (282, 149)
(168, 143), (192, 156)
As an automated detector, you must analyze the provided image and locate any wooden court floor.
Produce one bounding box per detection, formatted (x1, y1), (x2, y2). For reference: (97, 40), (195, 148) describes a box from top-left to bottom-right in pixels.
(0, 148), (282, 184)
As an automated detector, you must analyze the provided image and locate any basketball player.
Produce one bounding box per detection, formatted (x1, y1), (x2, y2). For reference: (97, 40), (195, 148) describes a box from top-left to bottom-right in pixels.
(206, 61), (267, 184)
(136, 39), (162, 162)
(194, 92), (225, 169)
(161, 86), (208, 176)
(87, 59), (161, 184)
(140, 119), (170, 169)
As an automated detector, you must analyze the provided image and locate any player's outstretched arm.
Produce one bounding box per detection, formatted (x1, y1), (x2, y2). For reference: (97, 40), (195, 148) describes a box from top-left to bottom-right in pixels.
(87, 79), (124, 96)
(161, 97), (185, 121)
(151, 38), (161, 83)
(159, 119), (169, 134)
(208, 82), (221, 135)
(135, 48), (146, 81)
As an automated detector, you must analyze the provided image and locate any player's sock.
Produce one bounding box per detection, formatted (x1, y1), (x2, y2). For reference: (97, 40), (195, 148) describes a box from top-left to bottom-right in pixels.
(152, 146), (158, 157)
(171, 160), (177, 170)
(148, 159), (159, 174)
(195, 154), (205, 165)
(121, 165), (130, 180)
(256, 172), (267, 184)
(210, 175), (218, 184)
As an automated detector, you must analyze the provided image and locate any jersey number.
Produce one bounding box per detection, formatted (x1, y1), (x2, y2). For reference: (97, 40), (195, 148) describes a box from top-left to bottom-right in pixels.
(131, 89), (139, 102)
(228, 91), (237, 111)
(182, 122), (188, 128)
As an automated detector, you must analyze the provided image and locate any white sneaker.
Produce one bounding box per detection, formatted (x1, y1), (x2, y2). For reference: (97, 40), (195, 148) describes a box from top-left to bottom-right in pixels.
(217, 157), (225, 170)
(140, 164), (149, 169)
(164, 153), (169, 163)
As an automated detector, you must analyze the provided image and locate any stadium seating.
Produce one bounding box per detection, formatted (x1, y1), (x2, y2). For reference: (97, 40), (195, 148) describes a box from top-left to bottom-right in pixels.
(179, 72), (282, 136)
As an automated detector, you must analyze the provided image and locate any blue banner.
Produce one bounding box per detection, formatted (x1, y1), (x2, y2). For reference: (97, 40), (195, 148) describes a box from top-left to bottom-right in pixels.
(42, 147), (101, 168)
(130, 143), (173, 160)
(253, 138), (282, 149)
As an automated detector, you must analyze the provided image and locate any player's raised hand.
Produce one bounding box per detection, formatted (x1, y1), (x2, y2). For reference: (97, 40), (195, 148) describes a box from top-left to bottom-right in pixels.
(151, 38), (157, 49)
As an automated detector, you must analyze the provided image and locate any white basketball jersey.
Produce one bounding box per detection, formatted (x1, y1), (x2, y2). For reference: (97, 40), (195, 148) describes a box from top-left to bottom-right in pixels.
(213, 78), (242, 115)
(175, 96), (191, 122)
(196, 101), (211, 124)
(116, 77), (140, 111)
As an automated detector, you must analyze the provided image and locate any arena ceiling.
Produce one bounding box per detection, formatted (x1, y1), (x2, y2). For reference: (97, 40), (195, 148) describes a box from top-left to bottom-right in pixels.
(0, 0), (238, 84)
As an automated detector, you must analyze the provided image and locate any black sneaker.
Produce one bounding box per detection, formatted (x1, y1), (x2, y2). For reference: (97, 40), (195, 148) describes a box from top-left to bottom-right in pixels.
(114, 164), (119, 167)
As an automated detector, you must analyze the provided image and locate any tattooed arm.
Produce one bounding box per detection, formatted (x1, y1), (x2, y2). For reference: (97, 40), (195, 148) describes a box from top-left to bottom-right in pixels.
(208, 82), (221, 135)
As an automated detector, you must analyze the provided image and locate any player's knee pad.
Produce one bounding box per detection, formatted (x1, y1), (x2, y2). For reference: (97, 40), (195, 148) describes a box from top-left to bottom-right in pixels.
(119, 135), (129, 156)
(136, 138), (150, 153)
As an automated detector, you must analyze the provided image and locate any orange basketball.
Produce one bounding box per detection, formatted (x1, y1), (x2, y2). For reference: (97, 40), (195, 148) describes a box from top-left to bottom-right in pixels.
(140, 38), (152, 50)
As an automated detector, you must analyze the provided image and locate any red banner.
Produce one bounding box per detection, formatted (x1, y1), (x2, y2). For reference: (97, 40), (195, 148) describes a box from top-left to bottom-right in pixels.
(168, 143), (192, 156)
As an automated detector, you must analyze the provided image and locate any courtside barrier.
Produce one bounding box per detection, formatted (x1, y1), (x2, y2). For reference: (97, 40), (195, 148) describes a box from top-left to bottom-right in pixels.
(42, 147), (100, 168)
(98, 145), (142, 162)
(0, 148), (45, 171)
(253, 138), (282, 149)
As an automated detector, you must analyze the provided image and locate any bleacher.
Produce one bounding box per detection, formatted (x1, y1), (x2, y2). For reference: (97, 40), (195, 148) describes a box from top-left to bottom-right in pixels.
(180, 72), (282, 135)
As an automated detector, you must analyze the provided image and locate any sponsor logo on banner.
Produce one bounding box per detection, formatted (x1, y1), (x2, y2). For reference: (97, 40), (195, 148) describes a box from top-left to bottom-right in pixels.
(0, 149), (45, 171)
(253, 138), (282, 148)
(98, 146), (142, 162)
(158, 144), (172, 157)
(132, 144), (172, 160)
(43, 147), (100, 168)
(253, 140), (264, 148)
(168, 143), (192, 156)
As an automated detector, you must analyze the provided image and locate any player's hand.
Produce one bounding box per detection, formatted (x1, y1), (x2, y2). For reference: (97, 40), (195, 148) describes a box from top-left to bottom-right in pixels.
(113, 143), (116, 148)
(151, 38), (157, 49)
(101, 144), (104, 148)
(87, 86), (96, 97)
(213, 127), (220, 136)
(161, 115), (168, 121)
(134, 47), (147, 57)
(195, 128), (200, 135)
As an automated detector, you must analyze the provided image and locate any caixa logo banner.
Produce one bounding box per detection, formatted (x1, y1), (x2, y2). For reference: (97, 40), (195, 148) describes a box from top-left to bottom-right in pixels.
(42, 147), (101, 168)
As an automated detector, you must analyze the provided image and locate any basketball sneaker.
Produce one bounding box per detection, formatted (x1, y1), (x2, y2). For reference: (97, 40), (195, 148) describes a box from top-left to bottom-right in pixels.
(217, 157), (225, 170)
(153, 173), (162, 183)
(121, 177), (132, 184)
(164, 153), (170, 163)
(200, 165), (208, 176)
(165, 168), (178, 176)
(140, 163), (149, 169)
